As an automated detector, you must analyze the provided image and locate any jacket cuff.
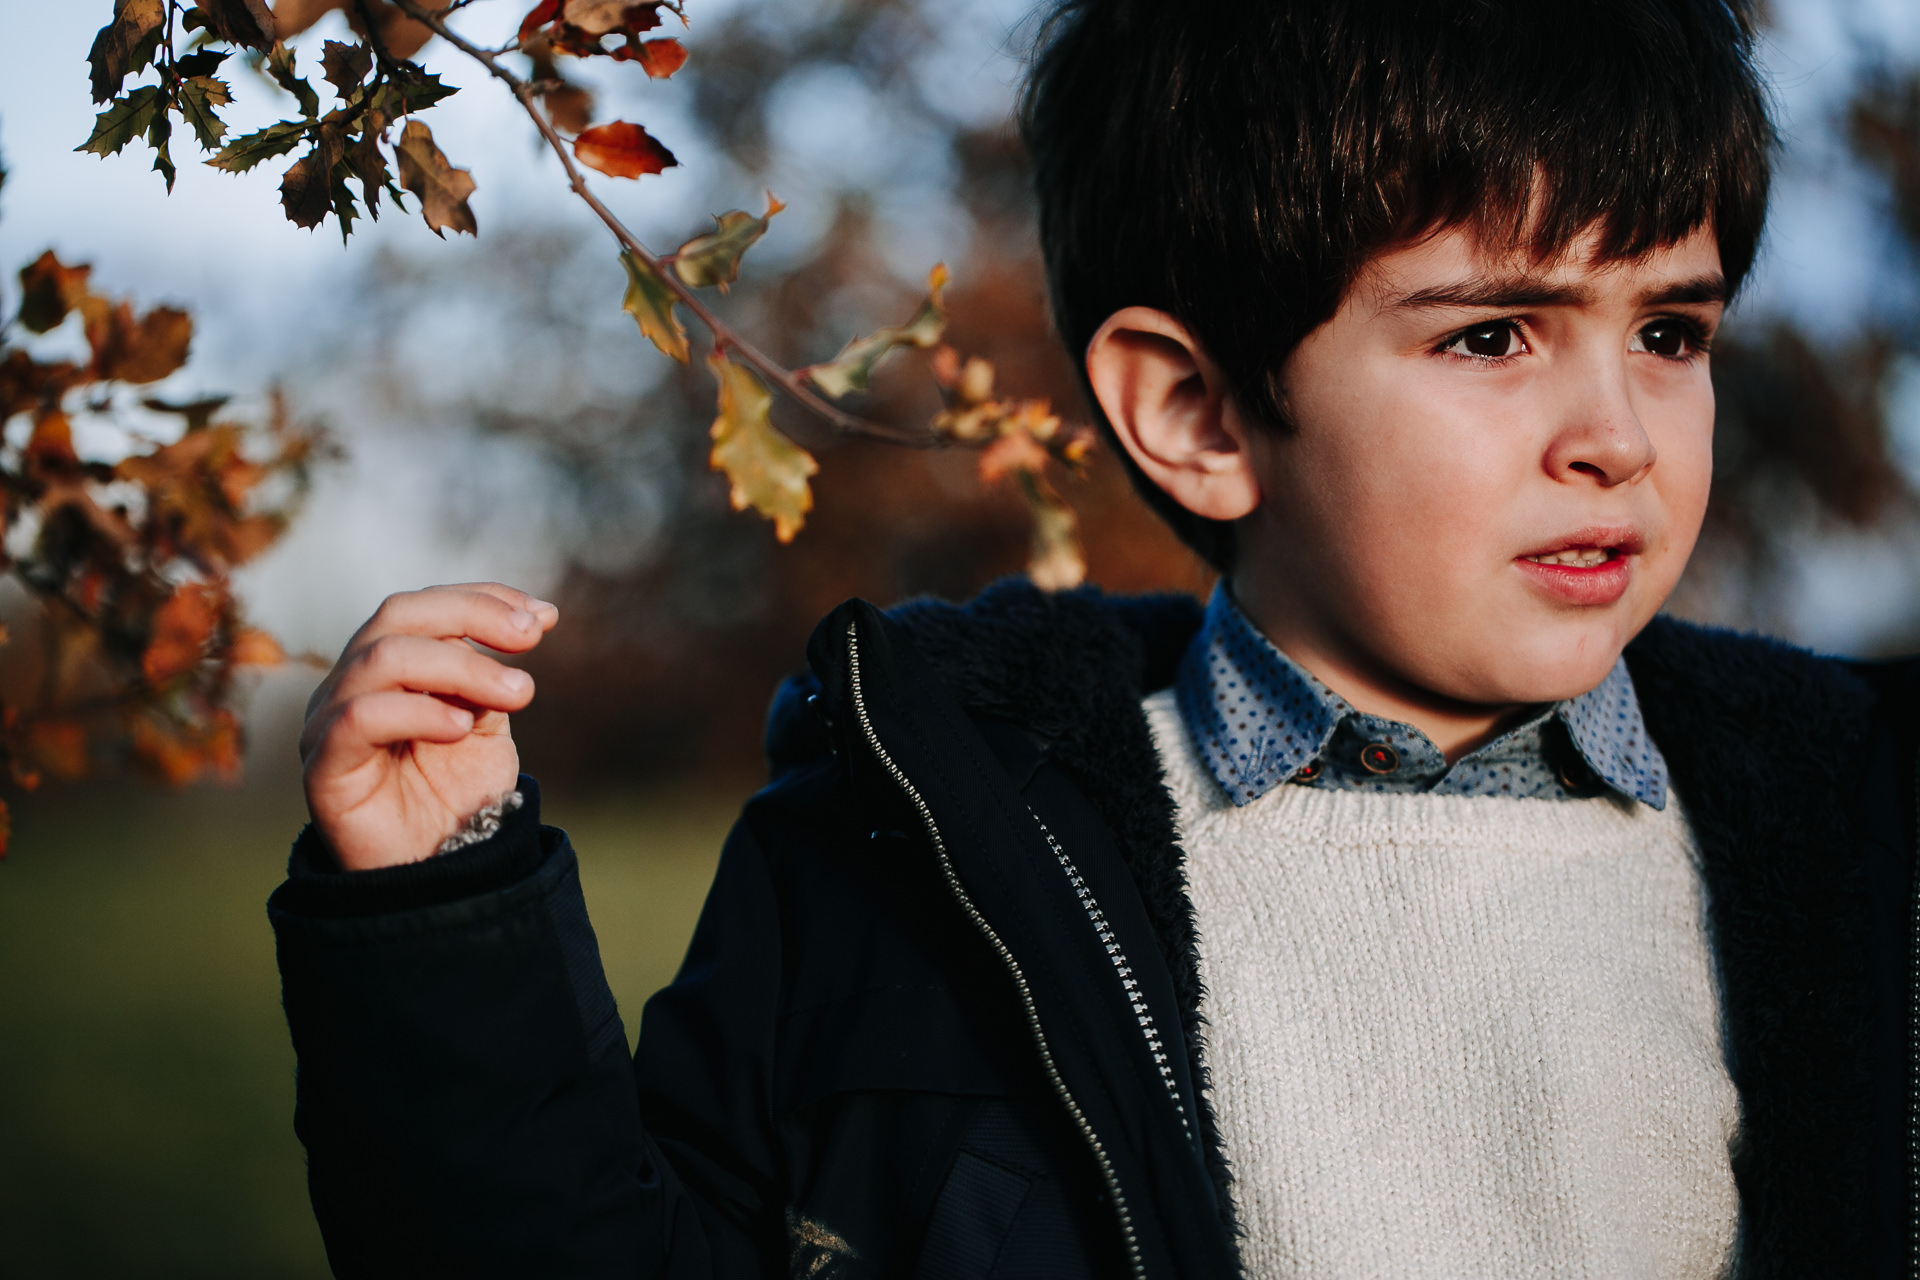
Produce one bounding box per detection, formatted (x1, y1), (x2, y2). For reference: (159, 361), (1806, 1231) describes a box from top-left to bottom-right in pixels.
(272, 775), (549, 920)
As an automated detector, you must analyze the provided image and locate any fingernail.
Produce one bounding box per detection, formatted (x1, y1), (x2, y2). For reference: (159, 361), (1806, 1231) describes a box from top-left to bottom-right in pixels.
(531, 598), (557, 613)
(510, 609), (537, 631)
(452, 708), (475, 731)
(502, 670), (532, 694)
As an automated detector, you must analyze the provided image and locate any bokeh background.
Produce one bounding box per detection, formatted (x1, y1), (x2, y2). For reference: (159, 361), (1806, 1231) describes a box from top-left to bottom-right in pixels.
(3, 0), (1920, 1273)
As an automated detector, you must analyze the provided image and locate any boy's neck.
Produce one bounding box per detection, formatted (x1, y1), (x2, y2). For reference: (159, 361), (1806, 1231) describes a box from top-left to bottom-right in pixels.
(1228, 574), (1535, 764)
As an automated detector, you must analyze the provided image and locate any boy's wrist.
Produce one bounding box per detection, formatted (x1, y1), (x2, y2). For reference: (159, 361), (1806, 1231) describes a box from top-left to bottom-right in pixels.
(274, 776), (548, 920)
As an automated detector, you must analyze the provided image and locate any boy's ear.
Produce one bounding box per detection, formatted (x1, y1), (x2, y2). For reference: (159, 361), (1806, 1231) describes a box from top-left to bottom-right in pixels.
(1084, 307), (1263, 523)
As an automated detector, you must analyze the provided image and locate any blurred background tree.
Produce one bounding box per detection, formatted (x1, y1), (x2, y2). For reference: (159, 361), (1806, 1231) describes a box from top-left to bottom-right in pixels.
(2, 1), (1918, 1275)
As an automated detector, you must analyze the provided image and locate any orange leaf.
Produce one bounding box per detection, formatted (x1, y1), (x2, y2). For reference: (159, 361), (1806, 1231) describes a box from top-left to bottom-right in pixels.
(977, 431), (1050, 485)
(143, 583), (221, 684)
(25, 720), (90, 783)
(25, 412), (79, 472)
(632, 37), (687, 77)
(17, 251), (98, 334)
(129, 714), (240, 786)
(230, 627), (286, 667)
(98, 305), (193, 384)
(519, 0), (562, 39)
(573, 121), (677, 179)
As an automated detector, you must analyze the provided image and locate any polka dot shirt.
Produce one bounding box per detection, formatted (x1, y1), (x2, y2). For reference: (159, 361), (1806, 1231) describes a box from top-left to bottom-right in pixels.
(1174, 586), (1669, 809)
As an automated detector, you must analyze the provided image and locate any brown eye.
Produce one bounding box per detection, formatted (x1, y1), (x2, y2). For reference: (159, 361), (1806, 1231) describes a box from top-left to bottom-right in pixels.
(1448, 322), (1520, 359)
(1635, 321), (1691, 358)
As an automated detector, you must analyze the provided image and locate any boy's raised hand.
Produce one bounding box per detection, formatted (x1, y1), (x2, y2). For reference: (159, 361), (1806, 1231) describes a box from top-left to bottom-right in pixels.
(300, 584), (559, 871)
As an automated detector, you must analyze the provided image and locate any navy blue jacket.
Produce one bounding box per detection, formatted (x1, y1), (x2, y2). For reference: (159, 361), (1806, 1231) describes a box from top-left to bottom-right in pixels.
(269, 582), (1920, 1278)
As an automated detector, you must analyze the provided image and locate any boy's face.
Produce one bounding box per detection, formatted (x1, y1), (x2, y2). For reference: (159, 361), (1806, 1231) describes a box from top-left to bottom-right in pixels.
(1234, 223), (1725, 713)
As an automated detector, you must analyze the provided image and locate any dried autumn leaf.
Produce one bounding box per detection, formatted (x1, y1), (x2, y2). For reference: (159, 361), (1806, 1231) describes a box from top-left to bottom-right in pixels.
(633, 38), (688, 77)
(271, 0), (346, 40)
(266, 41), (320, 118)
(197, 0), (278, 49)
(98, 305), (194, 384)
(804, 263), (949, 398)
(131, 710), (242, 786)
(17, 252), (98, 335)
(25, 721), (90, 783)
(321, 39), (372, 97)
(230, 627), (285, 667)
(280, 126), (345, 231)
(395, 120), (477, 237)
(573, 121), (677, 180)
(87, 0), (165, 104)
(620, 250), (688, 363)
(564, 0), (659, 36)
(708, 350), (817, 542)
(143, 582), (221, 684)
(673, 194), (785, 292)
(25, 412), (79, 473)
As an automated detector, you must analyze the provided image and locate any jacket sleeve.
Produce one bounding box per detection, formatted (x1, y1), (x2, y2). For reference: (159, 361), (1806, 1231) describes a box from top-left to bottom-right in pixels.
(267, 777), (785, 1278)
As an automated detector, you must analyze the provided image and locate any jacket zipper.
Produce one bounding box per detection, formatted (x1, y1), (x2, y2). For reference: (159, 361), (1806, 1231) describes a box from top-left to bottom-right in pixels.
(842, 620), (1149, 1280)
(1034, 815), (1194, 1147)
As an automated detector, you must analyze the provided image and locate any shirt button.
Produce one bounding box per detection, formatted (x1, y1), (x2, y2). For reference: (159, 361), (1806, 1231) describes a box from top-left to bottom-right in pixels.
(1359, 743), (1400, 774)
(1557, 756), (1597, 793)
(1293, 760), (1324, 783)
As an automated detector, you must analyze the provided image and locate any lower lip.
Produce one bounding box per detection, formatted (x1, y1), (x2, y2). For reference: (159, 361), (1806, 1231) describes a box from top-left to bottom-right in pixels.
(1514, 553), (1633, 606)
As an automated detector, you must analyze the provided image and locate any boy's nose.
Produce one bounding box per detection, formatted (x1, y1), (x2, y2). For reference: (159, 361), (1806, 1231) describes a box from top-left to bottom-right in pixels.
(1543, 369), (1658, 487)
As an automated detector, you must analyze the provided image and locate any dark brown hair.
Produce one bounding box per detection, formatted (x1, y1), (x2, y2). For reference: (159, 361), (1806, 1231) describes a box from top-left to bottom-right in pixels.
(1021, 0), (1776, 569)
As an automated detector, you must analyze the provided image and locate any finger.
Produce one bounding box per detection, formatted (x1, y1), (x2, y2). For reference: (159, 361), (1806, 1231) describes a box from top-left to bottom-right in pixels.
(303, 689), (477, 776)
(329, 633), (536, 710)
(347, 586), (559, 659)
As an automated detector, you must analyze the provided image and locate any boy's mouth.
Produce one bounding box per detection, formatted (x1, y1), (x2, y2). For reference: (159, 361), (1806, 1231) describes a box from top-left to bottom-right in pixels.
(1522, 547), (1615, 567)
(1513, 528), (1642, 605)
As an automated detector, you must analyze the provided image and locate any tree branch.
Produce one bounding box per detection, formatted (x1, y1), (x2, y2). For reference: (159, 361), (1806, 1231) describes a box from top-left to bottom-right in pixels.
(384, 0), (936, 448)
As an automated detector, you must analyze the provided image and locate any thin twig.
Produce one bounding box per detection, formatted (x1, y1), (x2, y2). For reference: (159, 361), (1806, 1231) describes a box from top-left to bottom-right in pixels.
(385, 0), (936, 448)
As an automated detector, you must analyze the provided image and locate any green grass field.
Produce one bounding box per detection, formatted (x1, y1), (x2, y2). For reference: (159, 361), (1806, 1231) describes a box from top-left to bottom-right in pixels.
(0, 779), (735, 1278)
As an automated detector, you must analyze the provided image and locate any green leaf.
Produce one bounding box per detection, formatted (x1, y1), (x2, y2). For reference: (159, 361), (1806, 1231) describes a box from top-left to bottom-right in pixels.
(375, 70), (460, 118)
(175, 49), (230, 78)
(207, 120), (306, 173)
(77, 86), (165, 158)
(803, 264), (950, 399)
(329, 160), (360, 244)
(620, 250), (689, 363)
(178, 76), (233, 151)
(267, 42), (320, 119)
(672, 194), (785, 292)
(148, 109), (176, 192)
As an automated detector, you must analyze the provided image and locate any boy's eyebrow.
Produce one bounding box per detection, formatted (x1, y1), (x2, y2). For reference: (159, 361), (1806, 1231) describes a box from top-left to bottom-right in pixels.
(1382, 271), (1729, 313)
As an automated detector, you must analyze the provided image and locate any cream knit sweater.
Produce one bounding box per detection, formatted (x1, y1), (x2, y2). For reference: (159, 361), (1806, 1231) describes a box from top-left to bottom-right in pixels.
(1143, 690), (1739, 1278)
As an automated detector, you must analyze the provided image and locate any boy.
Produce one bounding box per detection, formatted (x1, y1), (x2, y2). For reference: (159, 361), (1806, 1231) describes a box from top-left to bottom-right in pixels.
(272, 0), (1919, 1275)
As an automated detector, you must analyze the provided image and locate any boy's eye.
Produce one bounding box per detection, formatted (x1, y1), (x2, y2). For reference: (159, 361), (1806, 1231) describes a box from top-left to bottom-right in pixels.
(1631, 319), (1699, 358)
(1443, 322), (1523, 360)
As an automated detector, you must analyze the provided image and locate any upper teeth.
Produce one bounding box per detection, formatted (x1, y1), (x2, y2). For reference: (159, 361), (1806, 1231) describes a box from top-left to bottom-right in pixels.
(1527, 548), (1611, 566)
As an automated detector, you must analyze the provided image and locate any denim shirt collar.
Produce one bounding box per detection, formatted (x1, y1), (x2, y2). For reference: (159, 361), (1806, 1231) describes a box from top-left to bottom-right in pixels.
(1172, 585), (1669, 809)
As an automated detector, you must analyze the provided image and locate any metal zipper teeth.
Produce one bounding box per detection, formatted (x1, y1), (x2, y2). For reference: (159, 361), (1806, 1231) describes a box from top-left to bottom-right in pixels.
(1910, 746), (1919, 1280)
(1034, 816), (1193, 1145)
(842, 621), (1148, 1280)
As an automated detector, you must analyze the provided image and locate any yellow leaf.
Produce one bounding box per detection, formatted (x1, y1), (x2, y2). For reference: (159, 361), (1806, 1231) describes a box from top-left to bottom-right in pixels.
(619, 250), (688, 362)
(1016, 470), (1086, 591)
(707, 350), (816, 542)
(802, 263), (949, 399)
(673, 193), (784, 292)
